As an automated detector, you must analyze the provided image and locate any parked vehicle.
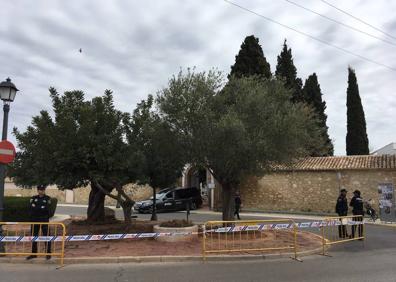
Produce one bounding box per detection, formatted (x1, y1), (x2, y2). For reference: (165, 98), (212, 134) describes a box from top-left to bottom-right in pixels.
(134, 187), (203, 214)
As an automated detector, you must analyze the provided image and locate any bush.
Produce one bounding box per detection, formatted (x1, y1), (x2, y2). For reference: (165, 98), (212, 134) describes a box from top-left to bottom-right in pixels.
(159, 219), (193, 228)
(3, 196), (58, 222)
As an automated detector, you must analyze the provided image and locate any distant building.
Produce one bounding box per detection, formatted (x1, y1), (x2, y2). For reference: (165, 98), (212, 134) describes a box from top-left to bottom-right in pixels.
(371, 143), (396, 155)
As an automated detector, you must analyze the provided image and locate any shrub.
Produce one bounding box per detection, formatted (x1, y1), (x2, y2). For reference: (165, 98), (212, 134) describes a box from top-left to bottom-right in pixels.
(159, 219), (193, 228)
(3, 196), (58, 222)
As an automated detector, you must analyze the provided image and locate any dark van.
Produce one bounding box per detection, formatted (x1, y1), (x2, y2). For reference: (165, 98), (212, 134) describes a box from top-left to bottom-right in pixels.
(134, 187), (202, 214)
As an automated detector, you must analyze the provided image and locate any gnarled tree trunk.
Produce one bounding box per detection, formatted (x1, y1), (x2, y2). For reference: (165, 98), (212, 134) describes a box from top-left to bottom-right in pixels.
(87, 182), (106, 222)
(221, 182), (236, 221)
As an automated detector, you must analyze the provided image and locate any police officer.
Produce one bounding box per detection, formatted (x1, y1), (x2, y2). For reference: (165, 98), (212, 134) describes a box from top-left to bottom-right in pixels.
(350, 189), (364, 239)
(26, 185), (52, 260)
(335, 188), (349, 238)
(234, 191), (242, 220)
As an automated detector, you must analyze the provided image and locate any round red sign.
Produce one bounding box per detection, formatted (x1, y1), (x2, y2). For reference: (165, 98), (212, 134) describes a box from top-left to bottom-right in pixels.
(0, 140), (16, 164)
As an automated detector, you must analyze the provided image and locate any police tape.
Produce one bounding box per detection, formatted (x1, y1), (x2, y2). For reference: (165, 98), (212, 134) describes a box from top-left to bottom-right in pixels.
(0, 220), (363, 242)
(209, 220), (363, 233)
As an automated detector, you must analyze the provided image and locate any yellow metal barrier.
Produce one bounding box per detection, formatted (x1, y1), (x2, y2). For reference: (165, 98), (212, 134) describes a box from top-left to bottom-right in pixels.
(0, 222), (66, 266)
(202, 219), (299, 261)
(320, 215), (364, 255)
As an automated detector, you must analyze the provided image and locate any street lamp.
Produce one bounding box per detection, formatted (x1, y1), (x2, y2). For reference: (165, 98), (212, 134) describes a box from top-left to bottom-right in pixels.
(0, 78), (18, 253)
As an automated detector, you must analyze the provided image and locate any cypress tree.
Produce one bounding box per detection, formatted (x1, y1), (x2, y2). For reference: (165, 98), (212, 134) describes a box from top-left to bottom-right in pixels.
(275, 39), (303, 102)
(229, 35), (272, 79)
(302, 73), (334, 156)
(346, 67), (369, 155)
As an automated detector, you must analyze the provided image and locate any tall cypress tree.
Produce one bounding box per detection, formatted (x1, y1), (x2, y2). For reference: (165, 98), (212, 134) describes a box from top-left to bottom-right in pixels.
(275, 39), (303, 102)
(302, 73), (334, 156)
(346, 67), (369, 155)
(229, 35), (272, 79)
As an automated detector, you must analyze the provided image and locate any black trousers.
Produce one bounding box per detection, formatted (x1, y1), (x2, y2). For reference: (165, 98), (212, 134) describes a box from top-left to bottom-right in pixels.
(337, 214), (348, 238)
(31, 223), (51, 254)
(351, 215), (363, 238)
(234, 205), (241, 220)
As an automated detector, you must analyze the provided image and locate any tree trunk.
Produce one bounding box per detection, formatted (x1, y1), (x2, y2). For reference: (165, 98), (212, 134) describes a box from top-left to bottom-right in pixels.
(150, 187), (157, 221)
(221, 182), (236, 221)
(87, 183), (106, 222)
(121, 201), (133, 224)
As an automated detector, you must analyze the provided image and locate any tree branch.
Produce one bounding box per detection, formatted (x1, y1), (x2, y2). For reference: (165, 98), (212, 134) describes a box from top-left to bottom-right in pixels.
(91, 179), (118, 201)
(115, 184), (134, 204)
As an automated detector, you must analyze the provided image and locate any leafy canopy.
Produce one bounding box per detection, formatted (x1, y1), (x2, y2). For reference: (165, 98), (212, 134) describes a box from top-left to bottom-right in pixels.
(11, 88), (141, 190)
(157, 70), (325, 186)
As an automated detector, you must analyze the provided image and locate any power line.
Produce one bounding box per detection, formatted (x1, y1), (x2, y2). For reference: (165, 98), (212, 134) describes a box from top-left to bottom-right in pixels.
(223, 0), (396, 72)
(321, 0), (396, 42)
(283, 0), (396, 47)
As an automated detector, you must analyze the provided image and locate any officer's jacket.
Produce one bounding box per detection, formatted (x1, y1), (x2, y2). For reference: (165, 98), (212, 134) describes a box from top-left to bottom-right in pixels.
(235, 196), (241, 207)
(349, 196), (364, 215)
(29, 195), (52, 221)
(335, 195), (348, 216)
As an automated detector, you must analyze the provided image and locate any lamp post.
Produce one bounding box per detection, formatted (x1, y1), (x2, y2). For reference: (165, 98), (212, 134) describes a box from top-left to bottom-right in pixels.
(0, 78), (18, 253)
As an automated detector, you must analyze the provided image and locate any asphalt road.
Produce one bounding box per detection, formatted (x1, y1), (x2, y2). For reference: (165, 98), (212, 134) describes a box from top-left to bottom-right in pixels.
(1, 239), (396, 282)
(55, 205), (271, 223)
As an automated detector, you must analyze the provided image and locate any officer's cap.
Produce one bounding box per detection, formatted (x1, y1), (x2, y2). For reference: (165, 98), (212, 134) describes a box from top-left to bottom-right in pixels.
(37, 184), (46, 190)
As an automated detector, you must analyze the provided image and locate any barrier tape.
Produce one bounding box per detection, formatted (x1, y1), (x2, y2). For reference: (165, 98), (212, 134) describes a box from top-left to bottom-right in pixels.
(0, 220), (363, 242)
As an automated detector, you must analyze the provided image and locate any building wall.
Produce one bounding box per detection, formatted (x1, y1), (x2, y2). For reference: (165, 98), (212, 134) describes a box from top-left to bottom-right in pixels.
(372, 143), (396, 155)
(240, 170), (396, 214)
(5, 180), (152, 206)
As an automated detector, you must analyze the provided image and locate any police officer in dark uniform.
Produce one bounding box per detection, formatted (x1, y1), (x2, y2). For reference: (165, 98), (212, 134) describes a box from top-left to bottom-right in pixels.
(350, 189), (364, 239)
(26, 185), (52, 260)
(234, 191), (242, 220)
(335, 188), (349, 238)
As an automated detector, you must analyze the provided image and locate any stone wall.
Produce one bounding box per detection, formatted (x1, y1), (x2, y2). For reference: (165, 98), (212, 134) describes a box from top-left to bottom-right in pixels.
(240, 170), (396, 214)
(5, 180), (153, 206)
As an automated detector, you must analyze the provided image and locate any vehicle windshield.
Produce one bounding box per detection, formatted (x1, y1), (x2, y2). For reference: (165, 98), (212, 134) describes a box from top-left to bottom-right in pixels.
(150, 194), (166, 200)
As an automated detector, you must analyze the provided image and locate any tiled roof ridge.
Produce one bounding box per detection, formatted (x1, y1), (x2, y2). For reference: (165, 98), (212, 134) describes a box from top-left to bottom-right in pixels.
(272, 154), (396, 171)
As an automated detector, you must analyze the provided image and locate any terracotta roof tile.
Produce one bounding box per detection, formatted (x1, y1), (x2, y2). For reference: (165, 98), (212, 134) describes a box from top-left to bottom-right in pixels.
(272, 155), (396, 171)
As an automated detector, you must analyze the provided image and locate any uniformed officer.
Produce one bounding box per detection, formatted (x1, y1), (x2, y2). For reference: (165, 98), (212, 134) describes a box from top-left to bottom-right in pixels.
(26, 185), (52, 260)
(350, 189), (364, 239)
(234, 191), (242, 220)
(335, 188), (349, 238)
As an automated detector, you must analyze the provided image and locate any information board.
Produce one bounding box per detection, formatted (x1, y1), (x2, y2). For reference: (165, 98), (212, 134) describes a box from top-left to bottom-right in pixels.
(378, 183), (396, 222)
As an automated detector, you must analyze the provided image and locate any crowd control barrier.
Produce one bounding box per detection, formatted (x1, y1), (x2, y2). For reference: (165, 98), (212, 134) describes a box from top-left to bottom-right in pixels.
(320, 215), (364, 255)
(202, 219), (299, 261)
(0, 222), (66, 266)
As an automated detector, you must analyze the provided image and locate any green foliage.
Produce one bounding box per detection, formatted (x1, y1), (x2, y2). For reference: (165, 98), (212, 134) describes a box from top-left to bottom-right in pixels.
(229, 35), (272, 79)
(302, 73), (334, 156)
(126, 95), (185, 189)
(11, 88), (140, 190)
(275, 40), (303, 103)
(3, 197), (58, 222)
(10, 88), (143, 221)
(157, 70), (325, 219)
(346, 67), (369, 155)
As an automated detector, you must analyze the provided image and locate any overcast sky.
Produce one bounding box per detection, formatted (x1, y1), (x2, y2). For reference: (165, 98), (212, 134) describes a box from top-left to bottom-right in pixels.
(1, 0), (395, 155)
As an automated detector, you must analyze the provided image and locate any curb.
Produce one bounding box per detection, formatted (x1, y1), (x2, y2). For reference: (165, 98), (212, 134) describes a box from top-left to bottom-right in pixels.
(0, 246), (324, 265)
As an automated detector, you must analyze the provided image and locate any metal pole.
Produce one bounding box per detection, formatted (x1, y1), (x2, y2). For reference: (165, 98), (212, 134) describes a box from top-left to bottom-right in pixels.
(0, 103), (10, 253)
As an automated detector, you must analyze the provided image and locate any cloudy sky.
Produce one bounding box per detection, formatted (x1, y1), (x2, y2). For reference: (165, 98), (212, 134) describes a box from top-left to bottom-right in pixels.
(1, 0), (395, 155)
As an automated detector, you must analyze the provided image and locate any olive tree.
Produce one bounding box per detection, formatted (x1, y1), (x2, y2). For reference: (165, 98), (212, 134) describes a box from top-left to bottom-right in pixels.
(157, 70), (325, 220)
(11, 88), (141, 222)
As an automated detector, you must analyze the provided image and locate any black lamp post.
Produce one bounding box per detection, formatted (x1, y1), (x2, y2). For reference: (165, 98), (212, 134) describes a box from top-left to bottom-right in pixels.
(0, 78), (18, 253)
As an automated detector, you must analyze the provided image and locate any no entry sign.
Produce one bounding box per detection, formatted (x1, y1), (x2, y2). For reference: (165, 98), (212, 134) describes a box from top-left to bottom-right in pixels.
(0, 140), (16, 164)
